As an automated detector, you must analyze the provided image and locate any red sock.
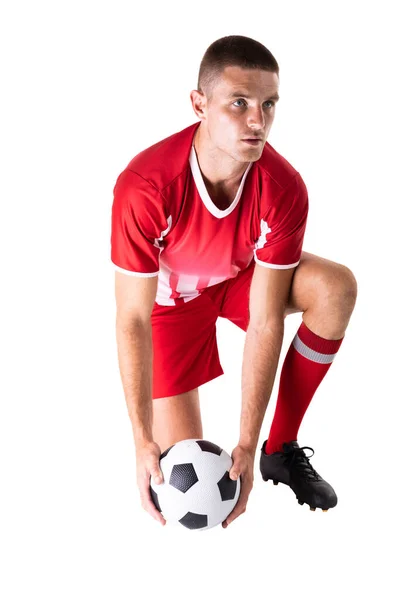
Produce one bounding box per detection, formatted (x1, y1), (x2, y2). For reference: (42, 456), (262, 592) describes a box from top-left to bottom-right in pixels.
(265, 320), (344, 455)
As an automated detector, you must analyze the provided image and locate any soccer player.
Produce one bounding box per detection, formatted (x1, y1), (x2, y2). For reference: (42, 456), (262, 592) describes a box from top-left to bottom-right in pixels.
(111, 35), (358, 528)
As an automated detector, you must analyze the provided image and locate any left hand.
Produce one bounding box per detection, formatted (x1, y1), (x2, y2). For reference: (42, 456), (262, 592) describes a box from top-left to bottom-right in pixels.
(222, 444), (255, 528)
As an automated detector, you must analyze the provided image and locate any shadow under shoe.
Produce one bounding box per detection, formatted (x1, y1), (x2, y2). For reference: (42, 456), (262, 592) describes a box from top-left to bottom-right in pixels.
(259, 439), (337, 511)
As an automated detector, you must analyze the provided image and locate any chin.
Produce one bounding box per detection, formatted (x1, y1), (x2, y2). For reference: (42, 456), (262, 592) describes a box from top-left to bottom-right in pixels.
(240, 146), (263, 160)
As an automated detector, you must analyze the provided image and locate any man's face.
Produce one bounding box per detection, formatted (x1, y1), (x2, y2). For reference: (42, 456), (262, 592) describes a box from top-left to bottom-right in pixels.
(197, 66), (280, 163)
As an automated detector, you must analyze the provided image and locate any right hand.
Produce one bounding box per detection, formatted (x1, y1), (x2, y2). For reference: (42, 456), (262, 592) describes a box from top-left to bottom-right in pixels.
(136, 441), (167, 526)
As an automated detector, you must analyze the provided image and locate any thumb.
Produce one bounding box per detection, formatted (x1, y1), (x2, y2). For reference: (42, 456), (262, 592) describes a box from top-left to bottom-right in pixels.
(151, 466), (164, 484)
(229, 466), (239, 480)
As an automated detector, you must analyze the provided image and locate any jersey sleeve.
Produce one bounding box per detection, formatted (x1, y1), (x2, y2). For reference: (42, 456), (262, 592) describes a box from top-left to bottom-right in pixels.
(110, 169), (170, 277)
(254, 173), (309, 269)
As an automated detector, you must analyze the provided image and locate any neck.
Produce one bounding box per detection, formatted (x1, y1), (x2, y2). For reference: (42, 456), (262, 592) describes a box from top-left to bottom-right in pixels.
(193, 123), (250, 190)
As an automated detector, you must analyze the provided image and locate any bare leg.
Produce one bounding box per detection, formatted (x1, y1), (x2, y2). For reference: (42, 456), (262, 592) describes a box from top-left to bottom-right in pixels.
(152, 388), (203, 453)
(285, 251), (358, 338)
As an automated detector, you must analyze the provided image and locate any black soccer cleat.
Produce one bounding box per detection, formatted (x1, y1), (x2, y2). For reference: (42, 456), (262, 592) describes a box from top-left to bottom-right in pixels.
(259, 439), (337, 511)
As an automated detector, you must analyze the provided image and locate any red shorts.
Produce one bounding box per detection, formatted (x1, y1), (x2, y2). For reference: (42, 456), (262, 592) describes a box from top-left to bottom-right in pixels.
(150, 259), (256, 399)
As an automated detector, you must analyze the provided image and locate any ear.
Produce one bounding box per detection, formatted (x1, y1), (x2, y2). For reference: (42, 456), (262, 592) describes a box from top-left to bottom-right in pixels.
(190, 89), (207, 120)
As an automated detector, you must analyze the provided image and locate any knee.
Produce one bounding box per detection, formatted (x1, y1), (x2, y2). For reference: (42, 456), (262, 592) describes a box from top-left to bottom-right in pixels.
(318, 263), (358, 310)
(338, 264), (358, 302)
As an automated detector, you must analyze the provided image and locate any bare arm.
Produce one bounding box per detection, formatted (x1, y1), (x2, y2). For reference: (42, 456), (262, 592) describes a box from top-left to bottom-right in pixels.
(114, 270), (167, 525)
(238, 264), (296, 454)
(239, 322), (284, 454)
(114, 270), (158, 448)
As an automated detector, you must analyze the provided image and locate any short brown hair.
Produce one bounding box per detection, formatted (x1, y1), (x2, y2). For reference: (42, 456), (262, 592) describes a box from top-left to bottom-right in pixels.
(197, 35), (279, 99)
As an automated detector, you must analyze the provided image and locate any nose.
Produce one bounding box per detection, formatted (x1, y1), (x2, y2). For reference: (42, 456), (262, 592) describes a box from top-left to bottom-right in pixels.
(247, 105), (266, 130)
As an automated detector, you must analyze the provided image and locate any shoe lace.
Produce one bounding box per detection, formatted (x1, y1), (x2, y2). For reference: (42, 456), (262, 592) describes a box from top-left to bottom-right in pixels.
(284, 446), (321, 481)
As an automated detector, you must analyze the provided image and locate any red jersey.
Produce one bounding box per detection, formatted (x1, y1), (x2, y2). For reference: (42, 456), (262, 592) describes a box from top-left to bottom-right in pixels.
(111, 121), (308, 306)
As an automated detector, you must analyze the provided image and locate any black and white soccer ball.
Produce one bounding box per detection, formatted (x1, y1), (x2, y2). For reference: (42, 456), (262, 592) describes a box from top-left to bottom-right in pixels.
(149, 438), (241, 531)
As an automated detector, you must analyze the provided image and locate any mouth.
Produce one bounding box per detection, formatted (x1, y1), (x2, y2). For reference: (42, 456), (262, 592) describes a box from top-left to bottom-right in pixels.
(242, 139), (263, 146)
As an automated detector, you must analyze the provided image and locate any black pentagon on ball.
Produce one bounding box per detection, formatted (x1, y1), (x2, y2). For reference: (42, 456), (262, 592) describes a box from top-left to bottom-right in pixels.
(149, 486), (162, 512)
(196, 440), (223, 455)
(218, 471), (238, 501)
(179, 511), (208, 529)
(159, 445), (173, 460)
(170, 463), (198, 492)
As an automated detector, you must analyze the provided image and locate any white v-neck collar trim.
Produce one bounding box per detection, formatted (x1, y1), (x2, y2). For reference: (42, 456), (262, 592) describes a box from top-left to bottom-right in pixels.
(189, 145), (253, 219)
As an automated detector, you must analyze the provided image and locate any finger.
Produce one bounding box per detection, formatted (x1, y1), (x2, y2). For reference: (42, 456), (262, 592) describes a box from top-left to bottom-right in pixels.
(229, 458), (240, 480)
(222, 480), (252, 528)
(147, 458), (164, 484)
(142, 491), (167, 526)
(229, 469), (240, 480)
(223, 504), (247, 528)
(139, 476), (166, 525)
(147, 468), (166, 524)
(151, 467), (164, 485)
(222, 494), (244, 529)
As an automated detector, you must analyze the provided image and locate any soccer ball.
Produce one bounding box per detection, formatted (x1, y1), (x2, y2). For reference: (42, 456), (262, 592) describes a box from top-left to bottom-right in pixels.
(149, 439), (241, 531)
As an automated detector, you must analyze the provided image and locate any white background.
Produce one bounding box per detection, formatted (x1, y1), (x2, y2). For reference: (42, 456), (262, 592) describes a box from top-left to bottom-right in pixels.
(1, 0), (399, 598)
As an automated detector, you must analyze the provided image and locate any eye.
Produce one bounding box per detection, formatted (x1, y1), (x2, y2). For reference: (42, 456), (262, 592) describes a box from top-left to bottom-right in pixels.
(232, 99), (276, 108)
